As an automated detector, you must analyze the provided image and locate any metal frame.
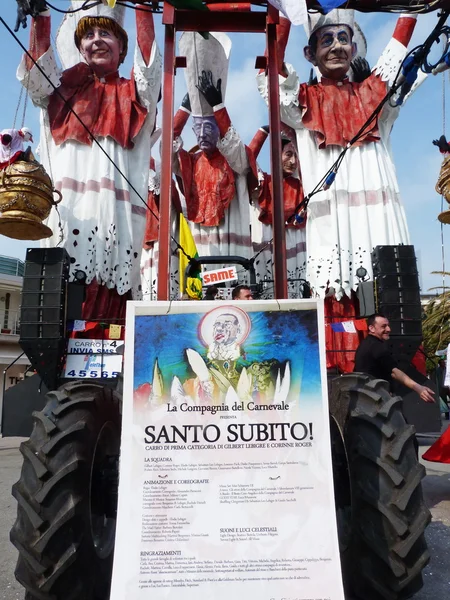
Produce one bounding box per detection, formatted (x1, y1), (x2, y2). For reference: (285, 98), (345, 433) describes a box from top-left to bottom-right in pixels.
(157, 3), (288, 300)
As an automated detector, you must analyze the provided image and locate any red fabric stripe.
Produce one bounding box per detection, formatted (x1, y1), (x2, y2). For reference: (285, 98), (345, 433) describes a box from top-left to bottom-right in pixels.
(392, 16), (417, 46)
(248, 129), (268, 159)
(174, 108), (190, 138)
(214, 107), (232, 138)
(26, 16), (51, 70)
(136, 4), (155, 66)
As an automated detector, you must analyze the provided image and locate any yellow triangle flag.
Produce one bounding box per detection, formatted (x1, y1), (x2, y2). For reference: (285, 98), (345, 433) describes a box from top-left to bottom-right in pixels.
(179, 214), (202, 299)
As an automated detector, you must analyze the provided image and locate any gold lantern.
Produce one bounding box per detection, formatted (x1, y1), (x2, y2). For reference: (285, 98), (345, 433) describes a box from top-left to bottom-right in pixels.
(0, 158), (62, 240)
(436, 155), (450, 224)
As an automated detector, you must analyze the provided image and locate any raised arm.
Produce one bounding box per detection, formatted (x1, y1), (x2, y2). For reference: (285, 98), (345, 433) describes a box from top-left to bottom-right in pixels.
(196, 70), (249, 174)
(25, 12), (51, 70)
(17, 9), (60, 107)
(374, 14), (418, 88)
(256, 17), (303, 131)
(248, 126), (269, 160)
(214, 106), (249, 175)
(133, 4), (162, 129)
(136, 3), (155, 66)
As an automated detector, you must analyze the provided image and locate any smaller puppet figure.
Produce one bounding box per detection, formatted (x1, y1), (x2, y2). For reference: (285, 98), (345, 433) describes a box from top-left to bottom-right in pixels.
(0, 127), (33, 170)
(248, 126), (306, 298)
(173, 31), (255, 264)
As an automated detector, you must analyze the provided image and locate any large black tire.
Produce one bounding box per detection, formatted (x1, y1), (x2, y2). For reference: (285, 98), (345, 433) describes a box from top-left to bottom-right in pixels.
(331, 373), (431, 600)
(10, 381), (121, 600)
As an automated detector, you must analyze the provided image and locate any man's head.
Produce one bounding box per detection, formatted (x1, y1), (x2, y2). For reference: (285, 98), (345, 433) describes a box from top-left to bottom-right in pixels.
(304, 24), (356, 81)
(213, 313), (240, 346)
(232, 285), (253, 300)
(75, 16), (128, 77)
(281, 140), (299, 177)
(192, 116), (220, 155)
(367, 313), (391, 341)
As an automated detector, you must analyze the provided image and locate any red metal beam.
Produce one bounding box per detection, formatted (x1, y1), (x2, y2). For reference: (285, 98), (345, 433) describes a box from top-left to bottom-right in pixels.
(173, 9), (266, 32)
(157, 2), (176, 301)
(266, 6), (288, 299)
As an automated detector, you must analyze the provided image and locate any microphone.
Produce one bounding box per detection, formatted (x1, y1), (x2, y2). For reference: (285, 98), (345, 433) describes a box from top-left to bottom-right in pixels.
(432, 52), (450, 75)
(395, 55), (420, 106)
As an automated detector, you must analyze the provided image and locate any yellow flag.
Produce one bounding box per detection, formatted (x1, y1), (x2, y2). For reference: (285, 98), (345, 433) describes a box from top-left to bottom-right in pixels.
(179, 214), (202, 299)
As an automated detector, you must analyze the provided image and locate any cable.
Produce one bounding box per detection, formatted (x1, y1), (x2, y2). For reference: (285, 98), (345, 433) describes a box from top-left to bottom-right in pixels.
(44, 1), (99, 13)
(0, 14), (196, 262)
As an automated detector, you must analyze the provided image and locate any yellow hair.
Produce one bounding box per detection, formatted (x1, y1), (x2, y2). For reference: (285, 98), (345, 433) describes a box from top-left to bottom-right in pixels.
(74, 16), (128, 65)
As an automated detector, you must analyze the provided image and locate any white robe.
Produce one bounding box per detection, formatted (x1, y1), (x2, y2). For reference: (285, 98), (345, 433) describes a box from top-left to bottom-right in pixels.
(257, 38), (416, 300)
(17, 41), (161, 299)
(175, 123), (253, 261)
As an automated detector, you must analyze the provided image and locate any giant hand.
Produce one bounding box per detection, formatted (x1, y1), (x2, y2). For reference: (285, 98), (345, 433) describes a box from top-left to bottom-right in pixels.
(350, 57), (371, 83)
(196, 70), (222, 107)
(15, 0), (48, 31)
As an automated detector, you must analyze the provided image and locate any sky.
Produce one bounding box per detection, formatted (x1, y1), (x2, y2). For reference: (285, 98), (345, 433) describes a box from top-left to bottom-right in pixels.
(0, 2), (448, 293)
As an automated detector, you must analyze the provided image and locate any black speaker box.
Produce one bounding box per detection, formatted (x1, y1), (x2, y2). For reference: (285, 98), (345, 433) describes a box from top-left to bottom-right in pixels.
(377, 303), (422, 321)
(20, 248), (70, 340)
(19, 248), (70, 391)
(372, 245), (418, 277)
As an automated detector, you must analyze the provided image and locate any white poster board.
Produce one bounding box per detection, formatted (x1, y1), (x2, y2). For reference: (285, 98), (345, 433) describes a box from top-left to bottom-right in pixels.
(111, 300), (344, 600)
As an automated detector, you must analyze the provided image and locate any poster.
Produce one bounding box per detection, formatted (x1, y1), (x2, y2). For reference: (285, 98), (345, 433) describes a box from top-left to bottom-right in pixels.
(111, 300), (344, 600)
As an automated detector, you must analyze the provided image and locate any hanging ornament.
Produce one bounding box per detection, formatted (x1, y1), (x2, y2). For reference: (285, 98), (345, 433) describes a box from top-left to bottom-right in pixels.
(433, 134), (450, 223)
(0, 147), (62, 240)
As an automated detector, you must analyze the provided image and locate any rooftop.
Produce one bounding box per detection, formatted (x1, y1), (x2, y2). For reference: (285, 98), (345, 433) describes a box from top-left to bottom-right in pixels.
(0, 256), (24, 278)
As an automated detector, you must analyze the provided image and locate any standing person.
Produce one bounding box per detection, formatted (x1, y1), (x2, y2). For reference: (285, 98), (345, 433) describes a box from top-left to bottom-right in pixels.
(17, 1), (161, 319)
(232, 285), (253, 300)
(203, 285), (220, 301)
(173, 32), (255, 262)
(354, 314), (435, 403)
(435, 358), (450, 418)
(249, 125), (306, 298)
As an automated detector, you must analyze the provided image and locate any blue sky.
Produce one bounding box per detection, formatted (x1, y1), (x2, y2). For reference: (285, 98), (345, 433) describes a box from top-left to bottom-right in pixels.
(0, 3), (448, 292)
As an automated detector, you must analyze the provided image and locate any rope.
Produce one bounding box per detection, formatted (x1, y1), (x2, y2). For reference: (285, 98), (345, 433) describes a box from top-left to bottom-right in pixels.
(441, 72), (447, 292)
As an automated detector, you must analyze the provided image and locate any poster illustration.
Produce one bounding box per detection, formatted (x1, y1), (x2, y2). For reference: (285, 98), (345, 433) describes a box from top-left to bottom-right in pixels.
(110, 300), (345, 600)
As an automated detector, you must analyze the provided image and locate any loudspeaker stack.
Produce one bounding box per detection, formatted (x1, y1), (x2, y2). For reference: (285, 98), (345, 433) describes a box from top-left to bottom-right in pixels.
(371, 245), (422, 363)
(19, 247), (70, 390)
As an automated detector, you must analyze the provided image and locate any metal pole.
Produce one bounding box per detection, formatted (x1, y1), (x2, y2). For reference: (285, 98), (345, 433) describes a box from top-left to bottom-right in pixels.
(266, 6), (288, 299)
(157, 3), (176, 301)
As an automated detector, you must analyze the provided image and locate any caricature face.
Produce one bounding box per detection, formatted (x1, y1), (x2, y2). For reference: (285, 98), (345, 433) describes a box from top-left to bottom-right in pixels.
(192, 117), (219, 154)
(79, 26), (123, 77)
(213, 314), (240, 346)
(282, 142), (299, 177)
(305, 25), (355, 81)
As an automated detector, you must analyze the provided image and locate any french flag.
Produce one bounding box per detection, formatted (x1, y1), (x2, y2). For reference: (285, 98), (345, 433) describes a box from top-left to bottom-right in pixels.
(330, 320), (367, 333)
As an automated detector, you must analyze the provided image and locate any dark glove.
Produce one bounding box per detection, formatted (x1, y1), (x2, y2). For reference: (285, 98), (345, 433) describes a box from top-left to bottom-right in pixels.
(351, 57), (371, 83)
(433, 135), (450, 153)
(15, 0), (29, 31)
(260, 125), (269, 134)
(15, 0), (48, 31)
(181, 93), (191, 112)
(196, 70), (222, 107)
(30, 0), (48, 15)
(308, 68), (318, 86)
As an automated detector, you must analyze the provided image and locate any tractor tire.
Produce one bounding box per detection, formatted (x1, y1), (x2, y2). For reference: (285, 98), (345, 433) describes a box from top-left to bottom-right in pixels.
(331, 373), (431, 600)
(10, 380), (121, 600)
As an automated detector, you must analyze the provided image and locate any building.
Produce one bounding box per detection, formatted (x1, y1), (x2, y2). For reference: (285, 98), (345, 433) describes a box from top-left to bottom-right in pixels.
(0, 255), (30, 433)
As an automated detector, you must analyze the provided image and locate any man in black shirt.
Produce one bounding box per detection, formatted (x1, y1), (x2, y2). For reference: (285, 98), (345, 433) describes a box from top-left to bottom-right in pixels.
(355, 314), (435, 403)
